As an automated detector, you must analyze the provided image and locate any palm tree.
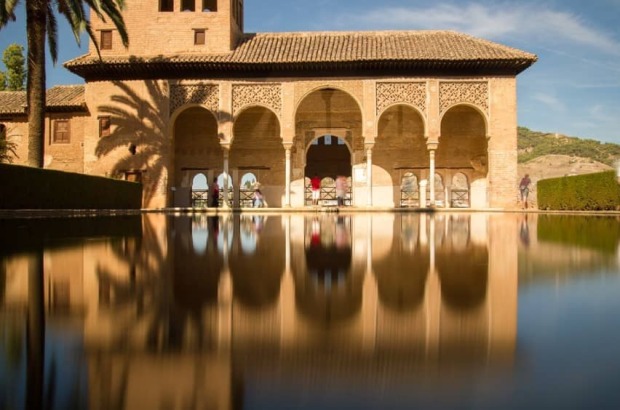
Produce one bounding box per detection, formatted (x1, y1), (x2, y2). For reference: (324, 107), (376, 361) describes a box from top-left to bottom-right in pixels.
(0, 0), (128, 167)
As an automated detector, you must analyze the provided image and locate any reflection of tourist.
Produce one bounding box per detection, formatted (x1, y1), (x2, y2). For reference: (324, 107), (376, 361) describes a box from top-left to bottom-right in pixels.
(519, 174), (531, 209)
(336, 175), (347, 207)
(519, 214), (530, 247)
(335, 216), (349, 249)
(311, 217), (321, 247)
(253, 215), (264, 232)
(311, 174), (321, 206)
(209, 177), (219, 207)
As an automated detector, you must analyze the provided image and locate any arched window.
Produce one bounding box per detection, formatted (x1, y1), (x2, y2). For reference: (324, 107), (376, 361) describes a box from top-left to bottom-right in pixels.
(240, 172), (257, 208)
(400, 172), (419, 207)
(451, 173), (470, 208)
(192, 173), (208, 207)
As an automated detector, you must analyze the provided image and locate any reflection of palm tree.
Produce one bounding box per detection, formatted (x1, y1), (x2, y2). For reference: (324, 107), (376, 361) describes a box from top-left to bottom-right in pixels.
(96, 81), (169, 205)
(95, 215), (221, 351)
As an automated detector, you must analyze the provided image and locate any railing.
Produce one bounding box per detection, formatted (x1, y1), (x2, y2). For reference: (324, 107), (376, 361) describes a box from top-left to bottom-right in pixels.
(239, 188), (254, 208)
(451, 189), (470, 208)
(191, 190), (208, 208)
(400, 189), (420, 207)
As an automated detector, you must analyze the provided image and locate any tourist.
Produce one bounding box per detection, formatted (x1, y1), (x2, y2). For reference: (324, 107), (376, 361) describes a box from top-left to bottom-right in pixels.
(209, 177), (219, 207)
(336, 175), (347, 207)
(253, 188), (266, 208)
(311, 174), (321, 206)
(519, 174), (531, 209)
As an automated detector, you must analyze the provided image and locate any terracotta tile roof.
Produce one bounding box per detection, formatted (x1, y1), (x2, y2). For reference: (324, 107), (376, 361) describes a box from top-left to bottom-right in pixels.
(0, 85), (86, 115)
(65, 30), (537, 80)
(0, 91), (26, 115)
(46, 85), (85, 110)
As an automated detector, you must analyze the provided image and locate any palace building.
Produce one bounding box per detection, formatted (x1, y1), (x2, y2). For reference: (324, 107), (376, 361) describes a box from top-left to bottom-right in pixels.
(0, 0), (537, 209)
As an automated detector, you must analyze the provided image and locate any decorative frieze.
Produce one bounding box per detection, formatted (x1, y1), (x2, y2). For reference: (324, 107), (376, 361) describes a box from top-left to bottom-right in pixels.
(232, 84), (282, 117)
(376, 82), (427, 116)
(170, 83), (219, 114)
(439, 81), (488, 115)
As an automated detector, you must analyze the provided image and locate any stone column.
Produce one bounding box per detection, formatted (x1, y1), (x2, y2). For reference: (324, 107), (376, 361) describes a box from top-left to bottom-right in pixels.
(232, 168), (239, 208)
(366, 143), (374, 207)
(222, 146), (230, 208)
(427, 141), (438, 207)
(284, 141), (293, 207)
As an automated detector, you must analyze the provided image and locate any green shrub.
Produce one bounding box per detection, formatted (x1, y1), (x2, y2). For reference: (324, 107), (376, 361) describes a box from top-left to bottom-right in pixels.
(0, 163), (142, 209)
(537, 171), (620, 210)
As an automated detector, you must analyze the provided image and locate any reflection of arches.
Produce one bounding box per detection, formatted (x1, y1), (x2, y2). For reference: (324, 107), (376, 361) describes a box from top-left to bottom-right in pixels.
(400, 172), (419, 207)
(172, 215), (223, 311)
(451, 172), (470, 208)
(191, 173), (208, 208)
(374, 248), (429, 312)
(229, 216), (284, 308)
(373, 215), (429, 312)
(436, 245), (488, 311)
(292, 216), (363, 324)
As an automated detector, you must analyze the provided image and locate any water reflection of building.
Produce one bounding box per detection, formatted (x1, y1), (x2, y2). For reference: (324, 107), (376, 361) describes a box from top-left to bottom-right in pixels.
(1, 213), (519, 409)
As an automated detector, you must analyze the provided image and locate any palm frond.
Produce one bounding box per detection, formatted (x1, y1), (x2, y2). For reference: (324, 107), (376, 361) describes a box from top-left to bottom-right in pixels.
(0, 0), (20, 27)
(46, 3), (58, 64)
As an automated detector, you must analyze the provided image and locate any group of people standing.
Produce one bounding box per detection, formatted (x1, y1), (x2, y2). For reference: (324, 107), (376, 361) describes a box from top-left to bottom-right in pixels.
(311, 174), (348, 207)
(207, 177), (267, 208)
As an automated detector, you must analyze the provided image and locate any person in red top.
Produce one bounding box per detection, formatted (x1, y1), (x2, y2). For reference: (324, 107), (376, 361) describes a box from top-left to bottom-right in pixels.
(310, 174), (321, 206)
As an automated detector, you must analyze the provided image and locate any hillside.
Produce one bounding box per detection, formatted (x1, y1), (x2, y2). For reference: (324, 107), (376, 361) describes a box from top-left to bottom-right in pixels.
(516, 127), (618, 208)
(518, 127), (620, 166)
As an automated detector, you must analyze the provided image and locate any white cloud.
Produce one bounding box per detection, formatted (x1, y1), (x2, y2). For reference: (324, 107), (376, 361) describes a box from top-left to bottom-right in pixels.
(344, 2), (620, 57)
(532, 92), (566, 112)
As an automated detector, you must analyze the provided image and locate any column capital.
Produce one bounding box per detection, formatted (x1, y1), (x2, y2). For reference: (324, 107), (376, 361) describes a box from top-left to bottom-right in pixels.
(427, 141), (439, 151)
(365, 142), (375, 151)
(282, 141), (294, 150)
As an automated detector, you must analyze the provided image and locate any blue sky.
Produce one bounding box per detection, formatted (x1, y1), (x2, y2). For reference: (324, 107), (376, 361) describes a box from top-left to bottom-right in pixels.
(1, 0), (619, 143)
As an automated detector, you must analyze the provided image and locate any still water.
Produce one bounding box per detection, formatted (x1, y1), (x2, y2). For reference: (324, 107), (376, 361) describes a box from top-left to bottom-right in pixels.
(1, 212), (619, 409)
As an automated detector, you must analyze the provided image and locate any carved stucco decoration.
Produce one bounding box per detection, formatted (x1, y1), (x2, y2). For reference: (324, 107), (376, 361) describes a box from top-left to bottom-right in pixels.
(439, 81), (488, 115)
(232, 84), (282, 117)
(170, 83), (219, 114)
(376, 82), (427, 116)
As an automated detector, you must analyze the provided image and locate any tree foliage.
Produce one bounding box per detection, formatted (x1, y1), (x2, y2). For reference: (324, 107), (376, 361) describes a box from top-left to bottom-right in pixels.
(0, 123), (18, 163)
(518, 126), (620, 166)
(1, 43), (26, 90)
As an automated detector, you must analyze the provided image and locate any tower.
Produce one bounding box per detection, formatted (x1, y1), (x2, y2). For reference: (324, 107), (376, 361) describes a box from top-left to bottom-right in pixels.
(89, 0), (244, 57)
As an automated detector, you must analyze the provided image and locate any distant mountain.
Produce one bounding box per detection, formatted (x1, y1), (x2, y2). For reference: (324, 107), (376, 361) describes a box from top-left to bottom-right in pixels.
(518, 126), (620, 166)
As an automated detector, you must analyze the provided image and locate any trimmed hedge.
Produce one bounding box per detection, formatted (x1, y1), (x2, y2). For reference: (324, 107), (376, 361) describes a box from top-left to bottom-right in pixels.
(537, 170), (620, 211)
(0, 163), (142, 209)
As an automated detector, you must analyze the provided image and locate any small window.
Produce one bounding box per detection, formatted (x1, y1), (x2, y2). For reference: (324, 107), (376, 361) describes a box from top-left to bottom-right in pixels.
(125, 171), (142, 183)
(194, 29), (205, 45)
(160, 0), (174, 12)
(100, 30), (113, 50)
(324, 135), (332, 145)
(182, 0), (195, 11)
(202, 0), (217, 11)
(0, 123), (6, 139)
(99, 116), (111, 137)
(53, 120), (70, 144)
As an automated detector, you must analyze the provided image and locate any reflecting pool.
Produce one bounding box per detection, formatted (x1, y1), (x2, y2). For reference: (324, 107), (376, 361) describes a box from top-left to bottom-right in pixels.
(1, 213), (619, 409)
